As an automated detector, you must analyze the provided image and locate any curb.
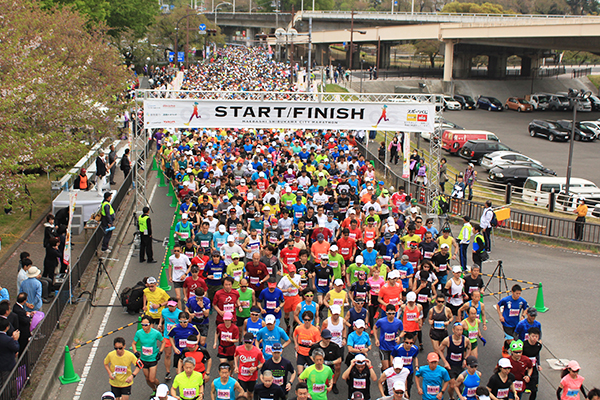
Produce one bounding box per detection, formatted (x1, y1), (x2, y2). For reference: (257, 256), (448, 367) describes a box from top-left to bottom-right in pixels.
(32, 188), (136, 400)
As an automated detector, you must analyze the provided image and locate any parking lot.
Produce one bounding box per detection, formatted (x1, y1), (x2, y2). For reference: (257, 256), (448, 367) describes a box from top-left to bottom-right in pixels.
(436, 108), (600, 184)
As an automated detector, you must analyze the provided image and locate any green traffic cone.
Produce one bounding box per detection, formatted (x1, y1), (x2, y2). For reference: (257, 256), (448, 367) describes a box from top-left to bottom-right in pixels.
(151, 157), (158, 171)
(534, 283), (549, 313)
(59, 346), (81, 384)
(167, 182), (174, 197)
(158, 169), (166, 187)
(159, 263), (171, 291)
(169, 192), (178, 208)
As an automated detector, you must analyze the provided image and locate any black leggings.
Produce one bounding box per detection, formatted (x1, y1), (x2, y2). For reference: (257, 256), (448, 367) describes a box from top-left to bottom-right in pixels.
(369, 296), (380, 329)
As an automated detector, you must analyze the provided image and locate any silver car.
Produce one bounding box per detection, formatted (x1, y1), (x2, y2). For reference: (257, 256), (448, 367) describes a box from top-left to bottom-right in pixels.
(480, 151), (542, 171)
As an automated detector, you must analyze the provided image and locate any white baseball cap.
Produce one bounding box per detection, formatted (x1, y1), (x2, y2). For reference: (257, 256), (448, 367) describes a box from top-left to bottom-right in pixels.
(393, 381), (406, 391)
(355, 255), (364, 264)
(156, 384), (169, 397)
(406, 291), (417, 302)
(330, 245), (339, 252)
(218, 225), (226, 233)
(393, 357), (404, 369)
(453, 265), (462, 273)
(354, 319), (365, 329)
(366, 241), (374, 248)
(388, 270), (400, 279)
(265, 315), (276, 324)
(334, 279), (344, 286)
(227, 235), (235, 242)
(410, 207), (418, 214)
(207, 210), (214, 216)
(330, 305), (341, 315)
(441, 243), (450, 249)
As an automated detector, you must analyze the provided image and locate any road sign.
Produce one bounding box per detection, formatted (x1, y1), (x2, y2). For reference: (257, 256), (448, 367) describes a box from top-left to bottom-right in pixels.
(168, 52), (175, 62)
(199, 23), (206, 31)
(199, 30), (206, 35)
(177, 52), (184, 62)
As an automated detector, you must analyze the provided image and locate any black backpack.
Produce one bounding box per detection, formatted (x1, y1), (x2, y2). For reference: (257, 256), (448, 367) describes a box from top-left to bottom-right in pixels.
(489, 210), (498, 227)
(121, 281), (145, 314)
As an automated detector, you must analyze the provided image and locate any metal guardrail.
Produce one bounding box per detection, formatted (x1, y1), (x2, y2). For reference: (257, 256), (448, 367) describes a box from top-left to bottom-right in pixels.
(301, 10), (600, 20)
(356, 141), (600, 244)
(572, 67), (592, 78)
(0, 170), (133, 400)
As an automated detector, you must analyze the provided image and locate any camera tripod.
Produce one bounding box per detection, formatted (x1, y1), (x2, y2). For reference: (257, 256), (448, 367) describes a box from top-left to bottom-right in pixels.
(78, 257), (121, 307)
(483, 260), (509, 300)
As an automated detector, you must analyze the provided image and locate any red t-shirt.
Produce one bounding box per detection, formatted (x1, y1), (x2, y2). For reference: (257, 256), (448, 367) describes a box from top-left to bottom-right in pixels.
(217, 323), (239, 357)
(403, 249), (422, 264)
(191, 255), (209, 272)
(183, 276), (208, 299)
(509, 356), (533, 393)
(379, 282), (404, 311)
(280, 247), (300, 267)
(234, 345), (265, 381)
(414, 226), (427, 240)
(256, 178), (269, 192)
(213, 289), (240, 323)
(336, 237), (357, 261)
(246, 261), (269, 292)
(347, 226), (363, 242)
(310, 227), (333, 242)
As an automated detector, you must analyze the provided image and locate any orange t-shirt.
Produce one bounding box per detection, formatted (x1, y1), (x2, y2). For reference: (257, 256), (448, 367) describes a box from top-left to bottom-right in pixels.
(311, 241), (330, 263)
(379, 282), (404, 311)
(294, 325), (321, 356)
(363, 227), (378, 243)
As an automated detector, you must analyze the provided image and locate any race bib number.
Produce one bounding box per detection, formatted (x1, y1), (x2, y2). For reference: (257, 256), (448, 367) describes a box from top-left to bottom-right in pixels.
(217, 389), (229, 399)
(318, 279), (328, 287)
(264, 345), (273, 355)
(529, 357), (537, 366)
(273, 376), (284, 386)
(201, 240), (209, 247)
(353, 378), (366, 389)
(402, 356), (412, 365)
(509, 309), (519, 317)
(567, 389), (580, 398)
(349, 233), (357, 239)
(496, 388), (509, 398)
(439, 264), (447, 271)
(266, 301), (277, 309)
(450, 352), (462, 362)
(286, 200), (293, 207)
(179, 232), (189, 239)
(269, 236), (277, 244)
(250, 242), (259, 249)
(142, 346), (153, 356)
(179, 339), (187, 348)
(114, 365), (127, 374)
(399, 270), (407, 279)
(288, 288), (298, 296)
(221, 331), (232, 341)
(183, 388), (197, 397)
(217, 242), (225, 248)
(341, 248), (350, 255)
(383, 255), (391, 262)
(241, 366), (251, 376)
(384, 332), (396, 341)
(267, 267), (273, 275)
(433, 321), (445, 330)
(295, 212), (303, 219)
(427, 385), (440, 395)
(240, 300), (250, 308)
(332, 330), (342, 337)
(224, 304), (234, 312)
(468, 331), (478, 339)
(166, 323), (175, 332)
(333, 298), (344, 306)
(213, 272), (223, 280)
(417, 294), (428, 303)
(250, 277), (259, 285)
(301, 339), (311, 346)
(389, 298), (399, 306)
(424, 251), (433, 258)
(524, 333), (529, 341)
(233, 270), (242, 280)
(467, 387), (477, 397)
(406, 312), (417, 321)
(313, 384), (325, 393)
(469, 286), (479, 294)
(371, 284), (380, 294)
(330, 261), (339, 268)
(354, 344), (365, 350)
(514, 381), (524, 391)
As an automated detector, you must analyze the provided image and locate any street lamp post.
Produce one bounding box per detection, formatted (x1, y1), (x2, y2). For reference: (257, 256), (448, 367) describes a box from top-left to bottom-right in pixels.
(214, 2), (232, 25)
(360, 58), (364, 93)
(565, 88), (591, 195)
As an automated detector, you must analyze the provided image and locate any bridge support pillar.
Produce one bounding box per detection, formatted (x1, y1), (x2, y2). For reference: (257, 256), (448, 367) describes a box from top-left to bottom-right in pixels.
(443, 40), (454, 82)
(378, 42), (392, 70)
(315, 44), (331, 66)
(453, 52), (471, 79)
(521, 55), (540, 77)
(488, 54), (507, 79)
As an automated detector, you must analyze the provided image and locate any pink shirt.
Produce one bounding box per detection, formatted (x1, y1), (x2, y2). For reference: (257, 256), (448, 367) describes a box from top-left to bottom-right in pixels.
(561, 374), (585, 400)
(367, 276), (385, 296)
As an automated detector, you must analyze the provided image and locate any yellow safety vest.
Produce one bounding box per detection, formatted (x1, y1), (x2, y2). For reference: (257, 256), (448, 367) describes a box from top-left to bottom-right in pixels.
(101, 201), (115, 217)
(139, 215), (149, 234)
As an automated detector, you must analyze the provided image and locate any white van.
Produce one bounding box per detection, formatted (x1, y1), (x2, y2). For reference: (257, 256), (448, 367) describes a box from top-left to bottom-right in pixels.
(522, 177), (600, 210)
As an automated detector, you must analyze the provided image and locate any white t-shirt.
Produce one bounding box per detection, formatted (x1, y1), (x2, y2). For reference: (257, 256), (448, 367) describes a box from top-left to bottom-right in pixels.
(313, 193), (329, 205)
(204, 218), (219, 233)
(169, 254), (191, 282)
(384, 366), (410, 394)
(277, 274), (302, 297)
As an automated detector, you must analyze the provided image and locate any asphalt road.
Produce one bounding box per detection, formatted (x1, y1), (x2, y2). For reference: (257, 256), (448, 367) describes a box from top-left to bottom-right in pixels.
(52, 170), (600, 400)
(437, 108), (600, 185)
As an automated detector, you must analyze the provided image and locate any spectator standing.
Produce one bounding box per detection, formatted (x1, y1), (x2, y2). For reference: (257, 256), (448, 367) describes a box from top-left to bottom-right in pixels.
(0, 319), (19, 387)
(19, 267), (44, 311)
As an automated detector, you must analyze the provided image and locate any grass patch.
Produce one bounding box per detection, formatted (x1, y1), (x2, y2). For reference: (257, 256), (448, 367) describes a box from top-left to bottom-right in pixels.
(325, 84), (349, 93)
(0, 173), (64, 259)
(587, 74), (600, 89)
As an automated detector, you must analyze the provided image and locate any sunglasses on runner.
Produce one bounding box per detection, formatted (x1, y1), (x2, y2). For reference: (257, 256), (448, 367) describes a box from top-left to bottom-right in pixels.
(304, 318), (312, 322)
(114, 346), (124, 350)
(404, 341), (414, 344)
(386, 311), (396, 315)
(174, 250), (180, 252)
(179, 320), (188, 323)
(141, 323), (150, 327)
(240, 285), (248, 288)
(305, 294), (314, 297)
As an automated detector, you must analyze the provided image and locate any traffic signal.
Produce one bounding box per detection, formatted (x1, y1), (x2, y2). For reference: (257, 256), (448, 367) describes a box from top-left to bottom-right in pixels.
(206, 29), (217, 36)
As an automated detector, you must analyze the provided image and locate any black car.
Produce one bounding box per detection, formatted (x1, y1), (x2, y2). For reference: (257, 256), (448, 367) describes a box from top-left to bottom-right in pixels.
(528, 120), (570, 142)
(458, 140), (513, 164)
(589, 95), (600, 111)
(476, 96), (503, 111)
(488, 165), (551, 186)
(556, 120), (596, 141)
(454, 94), (476, 110)
(502, 161), (556, 176)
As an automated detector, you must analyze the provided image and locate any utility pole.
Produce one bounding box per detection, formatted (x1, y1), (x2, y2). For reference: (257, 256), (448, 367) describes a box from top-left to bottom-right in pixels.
(349, 10), (354, 70)
(186, 15), (190, 68)
(307, 17), (312, 92)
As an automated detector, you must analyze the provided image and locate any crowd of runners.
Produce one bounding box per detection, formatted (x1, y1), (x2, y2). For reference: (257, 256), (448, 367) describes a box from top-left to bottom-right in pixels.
(98, 47), (596, 400)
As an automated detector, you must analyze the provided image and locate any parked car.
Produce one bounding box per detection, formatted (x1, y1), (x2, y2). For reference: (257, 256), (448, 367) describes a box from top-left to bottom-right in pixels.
(580, 121), (600, 139)
(481, 151), (541, 170)
(557, 92), (592, 112)
(488, 165), (550, 186)
(522, 176), (600, 208)
(476, 96), (504, 111)
(420, 119), (463, 141)
(556, 120), (596, 141)
(525, 94), (550, 110)
(528, 119), (570, 142)
(442, 130), (500, 153)
(548, 94), (570, 111)
(443, 96), (462, 110)
(505, 97), (533, 112)
(454, 94), (476, 110)
(458, 140), (513, 164)
(589, 95), (600, 111)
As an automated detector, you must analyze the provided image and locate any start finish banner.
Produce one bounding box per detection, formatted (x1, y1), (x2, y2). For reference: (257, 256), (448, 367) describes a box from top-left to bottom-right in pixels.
(144, 99), (435, 133)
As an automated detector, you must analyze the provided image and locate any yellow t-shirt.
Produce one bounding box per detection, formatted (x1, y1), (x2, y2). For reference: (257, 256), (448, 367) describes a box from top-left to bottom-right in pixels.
(143, 287), (170, 319)
(103, 350), (138, 387)
(226, 261), (245, 289)
(438, 236), (454, 257)
(173, 370), (204, 399)
(401, 234), (422, 246)
(327, 289), (348, 317)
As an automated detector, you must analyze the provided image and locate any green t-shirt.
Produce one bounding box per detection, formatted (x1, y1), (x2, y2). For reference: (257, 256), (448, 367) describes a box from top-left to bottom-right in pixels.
(364, 213), (381, 225)
(226, 262), (245, 289)
(299, 364), (333, 400)
(346, 264), (371, 285)
(173, 370), (204, 399)
(328, 253), (346, 280)
(281, 193), (296, 208)
(237, 287), (254, 318)
(133, 328), (163, 362)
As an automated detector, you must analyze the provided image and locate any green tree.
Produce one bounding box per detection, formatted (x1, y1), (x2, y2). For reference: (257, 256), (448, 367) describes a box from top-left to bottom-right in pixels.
(414, 40), (441, 68)
(441, 1), (515, 13)
(0, 0), (131, 208)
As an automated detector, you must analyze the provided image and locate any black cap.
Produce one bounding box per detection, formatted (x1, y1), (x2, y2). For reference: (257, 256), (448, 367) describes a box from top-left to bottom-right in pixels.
(321, 329), (332, 339)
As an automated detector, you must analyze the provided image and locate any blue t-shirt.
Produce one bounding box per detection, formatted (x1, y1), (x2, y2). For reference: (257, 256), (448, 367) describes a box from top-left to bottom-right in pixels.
(497, 295), (528, 328)
(291, 203), (307, 224)
(161, 308), (181, 338)
(415, 365), (450, 400)
(186, 296), (211, 325)
(394, 261), (414, 289)
(347, 331), (371, 353)
(379, 241), (398, 265)
(375, 317), (404, 351)
(204, 260), (226, 286)
(256, 326), (290, 360)
(391, 344), (419, 373)
(361, 249), (378, 266)
(258, 288), (285, 319)
(514, 319), (542, 341)
(168, 324), (200, 352)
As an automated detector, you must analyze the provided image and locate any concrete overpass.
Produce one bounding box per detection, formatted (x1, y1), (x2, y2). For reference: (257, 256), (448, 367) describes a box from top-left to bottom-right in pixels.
(266, 17), (600, 81)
